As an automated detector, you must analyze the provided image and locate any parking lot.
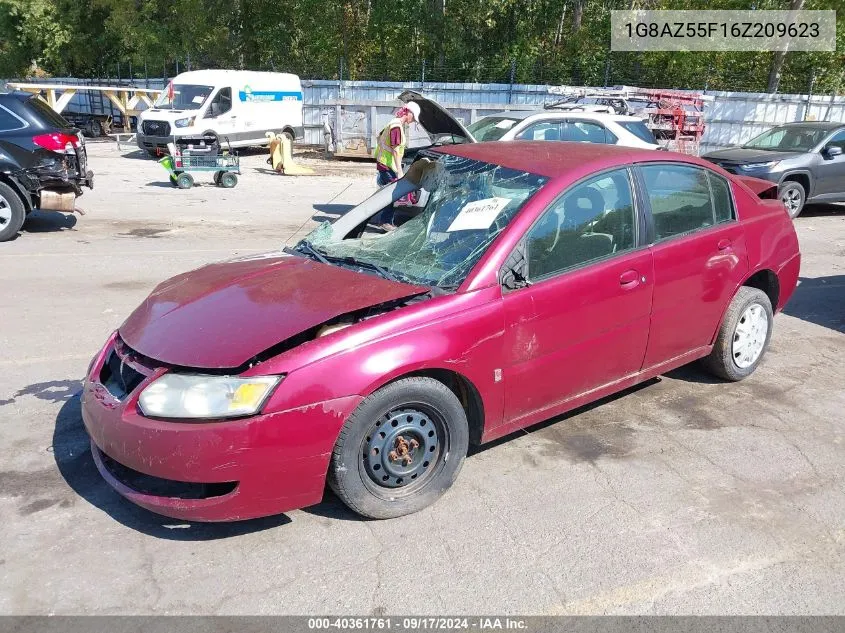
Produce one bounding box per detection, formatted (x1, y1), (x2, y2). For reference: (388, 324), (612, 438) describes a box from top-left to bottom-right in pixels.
(1, 140), (844, 615)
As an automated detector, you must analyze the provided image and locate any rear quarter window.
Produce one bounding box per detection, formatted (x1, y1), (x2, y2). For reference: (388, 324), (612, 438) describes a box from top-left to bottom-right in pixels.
(0, 105), (26, 132)
(619, 121), (657, 144)
(708, 173), (735, 223)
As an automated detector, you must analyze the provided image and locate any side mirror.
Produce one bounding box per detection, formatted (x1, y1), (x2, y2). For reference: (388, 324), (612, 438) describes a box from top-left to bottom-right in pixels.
(823, 145), (843, 158)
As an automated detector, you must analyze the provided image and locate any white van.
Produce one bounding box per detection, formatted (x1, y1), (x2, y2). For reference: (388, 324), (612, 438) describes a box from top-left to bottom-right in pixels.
(136, 70), (303, 152)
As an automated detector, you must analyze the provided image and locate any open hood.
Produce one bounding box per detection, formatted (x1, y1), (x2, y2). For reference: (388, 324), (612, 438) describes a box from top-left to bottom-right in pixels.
(398, 90), (476, 143)
(119, 253), (427, 369)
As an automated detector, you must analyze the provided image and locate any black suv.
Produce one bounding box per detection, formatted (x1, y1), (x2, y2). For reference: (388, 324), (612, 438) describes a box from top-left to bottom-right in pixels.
(0, 91), (94, 241)
(702, 121), (845, 218)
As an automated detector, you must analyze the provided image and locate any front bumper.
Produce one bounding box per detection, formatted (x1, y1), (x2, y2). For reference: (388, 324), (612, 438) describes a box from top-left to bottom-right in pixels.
(137, 133), (171, 152)
(81, 336), (362, 521)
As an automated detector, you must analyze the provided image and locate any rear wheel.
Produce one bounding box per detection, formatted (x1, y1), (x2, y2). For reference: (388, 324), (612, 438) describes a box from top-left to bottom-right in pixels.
(328, 377), (469, 519)
(0, 182), (26, 242)
(213, 171), (224, 185)
(86, 119), (102, 138)
(219, 172), (238, 188)
(779, 181), (805, 219)
(702, 287), (774, 381)
(176, 173), (194, 189)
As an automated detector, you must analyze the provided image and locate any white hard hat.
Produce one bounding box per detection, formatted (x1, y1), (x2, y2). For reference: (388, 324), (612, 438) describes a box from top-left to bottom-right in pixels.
(404, 101), (421, 122)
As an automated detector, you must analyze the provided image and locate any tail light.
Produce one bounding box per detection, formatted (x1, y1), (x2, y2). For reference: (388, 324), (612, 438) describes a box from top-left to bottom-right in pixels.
(32, 132), (80, 153)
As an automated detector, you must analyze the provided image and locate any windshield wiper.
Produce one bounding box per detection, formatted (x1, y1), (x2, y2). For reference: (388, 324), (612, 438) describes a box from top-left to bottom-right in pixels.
(333, 256), (404, 284)
(288, 240), (330, 265)
(287, 242), (406, 284)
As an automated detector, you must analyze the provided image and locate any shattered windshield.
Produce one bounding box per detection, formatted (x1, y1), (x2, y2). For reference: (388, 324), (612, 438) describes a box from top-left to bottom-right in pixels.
(302, 155), (548, 288)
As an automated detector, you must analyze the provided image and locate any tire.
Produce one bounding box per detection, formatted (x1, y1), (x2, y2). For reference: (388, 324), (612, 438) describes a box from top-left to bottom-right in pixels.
(328, 377), (469, 519)
(213, 171), (224, 185)
(779, 181), (805, 219)
(282, 129), (294, 144)
(86, 119), (102, 138)
(702, 287), (774, 381)
(176, 173), (194, 189)
(0, 181), (26, 242)
(220, 172), (238, 188)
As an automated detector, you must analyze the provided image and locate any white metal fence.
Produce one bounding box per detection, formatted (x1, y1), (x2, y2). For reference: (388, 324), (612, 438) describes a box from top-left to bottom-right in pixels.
(6, 77), (845, 156)
(302, 80), (845, 156)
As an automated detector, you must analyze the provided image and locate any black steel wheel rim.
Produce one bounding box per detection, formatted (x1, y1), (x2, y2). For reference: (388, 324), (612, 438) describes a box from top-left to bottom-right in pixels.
(360, 404), (448, 497)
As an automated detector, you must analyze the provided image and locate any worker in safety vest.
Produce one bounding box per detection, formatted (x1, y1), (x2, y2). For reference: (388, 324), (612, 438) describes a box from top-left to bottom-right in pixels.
(372, 102), (420, 229)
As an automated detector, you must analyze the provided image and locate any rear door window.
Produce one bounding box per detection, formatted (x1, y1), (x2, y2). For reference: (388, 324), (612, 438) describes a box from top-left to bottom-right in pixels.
(565, 120), (612, 144)
(641, 164), (716, 241)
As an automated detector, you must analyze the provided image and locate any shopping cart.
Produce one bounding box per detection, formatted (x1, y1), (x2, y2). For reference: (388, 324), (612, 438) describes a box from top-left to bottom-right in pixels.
(158, 137), (241, 189)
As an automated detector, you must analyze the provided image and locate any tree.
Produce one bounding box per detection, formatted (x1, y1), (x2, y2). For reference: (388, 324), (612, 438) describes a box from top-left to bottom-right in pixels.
(766, 0), (805, 92)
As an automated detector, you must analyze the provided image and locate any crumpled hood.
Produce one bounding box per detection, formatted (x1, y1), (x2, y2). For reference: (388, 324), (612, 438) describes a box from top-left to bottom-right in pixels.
(119, 253), (427, 369)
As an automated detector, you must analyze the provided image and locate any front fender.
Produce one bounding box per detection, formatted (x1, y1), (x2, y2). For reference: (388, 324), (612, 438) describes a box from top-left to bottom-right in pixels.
(258, 286), (507, 433)
(777, 170), (814, 197)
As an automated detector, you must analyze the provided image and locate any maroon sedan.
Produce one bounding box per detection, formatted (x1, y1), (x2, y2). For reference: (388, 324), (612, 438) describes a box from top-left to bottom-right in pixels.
(81, 142), (800, 521)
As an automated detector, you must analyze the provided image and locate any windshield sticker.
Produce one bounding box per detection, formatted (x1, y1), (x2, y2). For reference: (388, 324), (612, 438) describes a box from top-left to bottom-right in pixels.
(494, 119), (516, 129)
(447, 197), (511, 232)
(192, 95), (205, 104)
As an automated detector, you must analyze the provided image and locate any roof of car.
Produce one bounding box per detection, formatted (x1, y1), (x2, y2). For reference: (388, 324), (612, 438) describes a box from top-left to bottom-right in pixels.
(478, 110), (644, 123)
(0, 91), (35, 102)
(435, 141), (692, 178)
(776, 121), (844, 130)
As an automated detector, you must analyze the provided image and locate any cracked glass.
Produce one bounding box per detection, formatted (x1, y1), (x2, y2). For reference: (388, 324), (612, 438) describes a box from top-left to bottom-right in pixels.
(303, 154), (548, 288)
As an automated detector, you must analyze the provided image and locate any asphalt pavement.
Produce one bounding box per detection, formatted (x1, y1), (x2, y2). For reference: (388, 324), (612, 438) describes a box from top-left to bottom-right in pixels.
(1, 141), (843, 615)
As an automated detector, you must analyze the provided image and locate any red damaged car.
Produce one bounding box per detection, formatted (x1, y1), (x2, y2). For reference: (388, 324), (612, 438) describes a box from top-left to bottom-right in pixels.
(82, 142), (800, 521)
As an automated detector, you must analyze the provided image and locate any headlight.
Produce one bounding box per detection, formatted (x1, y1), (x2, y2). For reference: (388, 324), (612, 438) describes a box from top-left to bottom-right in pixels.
(138, 374), (282, 419)
(739, 161), (779, 170)
(174, 117), (195, 128)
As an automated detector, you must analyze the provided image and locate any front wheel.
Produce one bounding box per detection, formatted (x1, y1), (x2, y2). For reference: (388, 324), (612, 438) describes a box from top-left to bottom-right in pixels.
(328, 377), (469, 519)
(779, 181), (805, 219)
(702, 287), (774, 381)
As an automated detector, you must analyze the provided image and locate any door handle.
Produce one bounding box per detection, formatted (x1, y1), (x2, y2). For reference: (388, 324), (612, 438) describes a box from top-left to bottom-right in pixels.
(717, 238), (732, 251)
(619, 269), (640, 288)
